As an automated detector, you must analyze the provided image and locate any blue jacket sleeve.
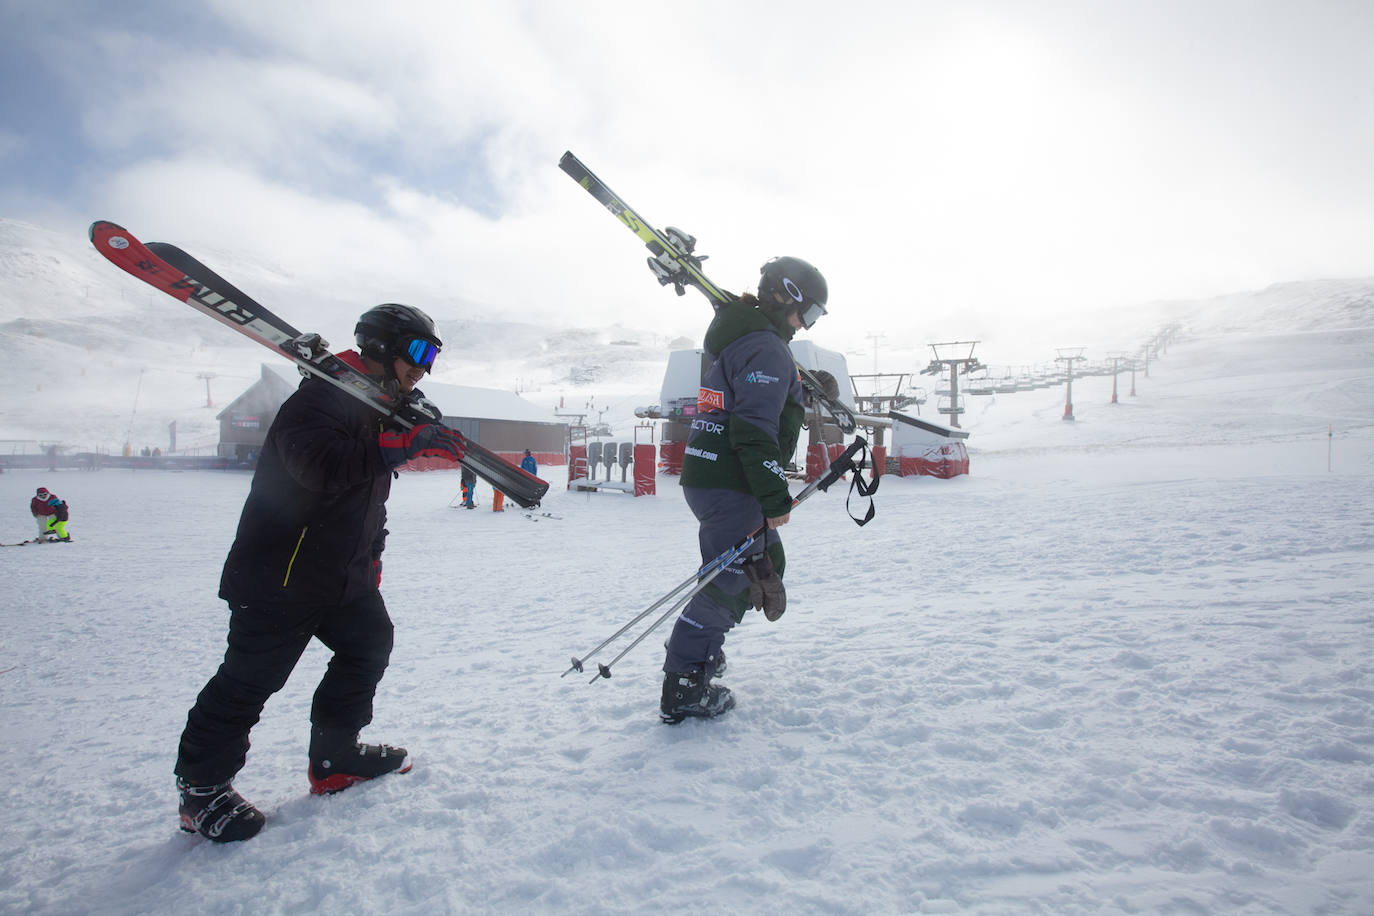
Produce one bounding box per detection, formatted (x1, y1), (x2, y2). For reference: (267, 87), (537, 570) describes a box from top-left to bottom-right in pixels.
(722, 332), (796, 516)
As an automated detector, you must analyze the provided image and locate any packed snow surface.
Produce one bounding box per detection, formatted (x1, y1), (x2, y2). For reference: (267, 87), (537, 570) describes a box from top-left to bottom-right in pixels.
(3, 322), (1374, 914)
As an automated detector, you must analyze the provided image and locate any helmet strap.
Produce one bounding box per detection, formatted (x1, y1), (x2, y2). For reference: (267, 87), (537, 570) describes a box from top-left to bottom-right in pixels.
(756, 299), (799, 340)
(358, 350), (400, 391)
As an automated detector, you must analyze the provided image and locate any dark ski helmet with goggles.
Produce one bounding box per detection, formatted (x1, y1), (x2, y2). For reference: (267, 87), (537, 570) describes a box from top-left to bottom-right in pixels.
(758, 256), (828, 329)
(355, 304), (442, 374)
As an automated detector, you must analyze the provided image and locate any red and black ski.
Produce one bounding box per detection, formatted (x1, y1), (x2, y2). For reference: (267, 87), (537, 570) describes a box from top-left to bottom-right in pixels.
(89, 221), (549, 508)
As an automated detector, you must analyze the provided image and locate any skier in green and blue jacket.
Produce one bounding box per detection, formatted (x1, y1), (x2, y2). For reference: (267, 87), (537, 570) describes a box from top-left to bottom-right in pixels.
(661, 256), (828, 723)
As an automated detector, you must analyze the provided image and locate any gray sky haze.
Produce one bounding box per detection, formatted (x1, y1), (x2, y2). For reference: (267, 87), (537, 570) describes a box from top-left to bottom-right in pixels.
(2, 0), (1372, 366)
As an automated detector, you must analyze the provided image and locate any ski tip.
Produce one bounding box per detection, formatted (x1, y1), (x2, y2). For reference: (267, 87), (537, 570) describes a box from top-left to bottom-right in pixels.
(89, 220), (124, 242)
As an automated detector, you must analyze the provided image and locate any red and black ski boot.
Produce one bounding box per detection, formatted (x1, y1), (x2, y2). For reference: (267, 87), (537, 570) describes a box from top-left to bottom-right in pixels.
(307, 726), (412, 795)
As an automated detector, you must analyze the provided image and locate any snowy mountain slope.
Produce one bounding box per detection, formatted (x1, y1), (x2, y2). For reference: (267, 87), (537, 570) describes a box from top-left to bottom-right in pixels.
(1153, 278), (1374, 337)
(6, 216), (1373, 461)
(0, 218), (671, 452)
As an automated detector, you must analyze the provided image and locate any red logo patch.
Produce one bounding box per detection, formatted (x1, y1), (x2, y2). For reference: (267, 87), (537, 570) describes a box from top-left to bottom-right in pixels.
(697, 387), (725, 412)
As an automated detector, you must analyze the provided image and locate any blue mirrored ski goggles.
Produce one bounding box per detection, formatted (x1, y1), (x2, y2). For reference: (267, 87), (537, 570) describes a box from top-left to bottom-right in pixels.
(402, 337), (439, 369)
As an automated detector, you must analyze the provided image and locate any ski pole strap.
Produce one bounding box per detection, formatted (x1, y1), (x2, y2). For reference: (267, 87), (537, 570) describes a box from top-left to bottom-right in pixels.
(845, 439), (878, 527)
(814, 436), (878, 527)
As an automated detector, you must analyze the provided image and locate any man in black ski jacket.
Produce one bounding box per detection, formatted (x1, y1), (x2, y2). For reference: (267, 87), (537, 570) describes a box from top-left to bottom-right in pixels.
(660, 257), (828, 724)
(174, 304), (466, 842)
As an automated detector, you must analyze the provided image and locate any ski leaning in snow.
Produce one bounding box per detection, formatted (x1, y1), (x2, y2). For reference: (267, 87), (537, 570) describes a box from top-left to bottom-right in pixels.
(558, 151), (858, 435)
(88, 221), (549, 508)
(564, 437), (878, 682)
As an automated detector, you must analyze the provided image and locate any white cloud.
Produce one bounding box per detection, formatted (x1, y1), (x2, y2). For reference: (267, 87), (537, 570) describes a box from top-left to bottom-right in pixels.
(7, 0), (1374, 366)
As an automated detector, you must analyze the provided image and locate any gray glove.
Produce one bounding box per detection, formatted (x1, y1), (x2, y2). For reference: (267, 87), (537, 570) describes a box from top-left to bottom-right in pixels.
(743, 552), (786, 622)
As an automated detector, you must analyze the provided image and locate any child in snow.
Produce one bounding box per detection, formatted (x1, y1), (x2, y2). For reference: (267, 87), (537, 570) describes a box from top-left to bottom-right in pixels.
(30, 487), (71, 542)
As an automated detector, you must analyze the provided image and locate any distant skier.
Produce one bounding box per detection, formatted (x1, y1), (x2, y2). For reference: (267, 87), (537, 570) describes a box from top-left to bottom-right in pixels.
(660, 257), (827, 724)
(174, 304), (466, 843)
(520, 449), (538, 475)
(30, 486), (71, 542)
(461, 466), (477, 509)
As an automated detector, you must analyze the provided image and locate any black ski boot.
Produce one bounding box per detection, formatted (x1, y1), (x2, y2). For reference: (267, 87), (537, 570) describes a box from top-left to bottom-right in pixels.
(308, 726), (412, 795)
(177, 778), (266, 842)
(707, 650), (726, 679)
(660, 670), (735, 724)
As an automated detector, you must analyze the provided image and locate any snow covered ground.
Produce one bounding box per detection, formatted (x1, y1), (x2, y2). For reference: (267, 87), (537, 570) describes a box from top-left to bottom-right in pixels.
(2, 314), (1372, 914)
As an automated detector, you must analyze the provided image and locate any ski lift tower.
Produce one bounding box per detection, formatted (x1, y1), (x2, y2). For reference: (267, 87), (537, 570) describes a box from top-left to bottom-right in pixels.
(849, 372), (913, 416)
(197, 372), (216, 408)
(920, 341), (982, 429)
(1055, 348), (1086, 421)
(1107, 353), (1127, 404)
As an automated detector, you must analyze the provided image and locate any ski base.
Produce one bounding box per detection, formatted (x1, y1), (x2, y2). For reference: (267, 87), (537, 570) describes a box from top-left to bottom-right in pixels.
(2, 537), (72, 547)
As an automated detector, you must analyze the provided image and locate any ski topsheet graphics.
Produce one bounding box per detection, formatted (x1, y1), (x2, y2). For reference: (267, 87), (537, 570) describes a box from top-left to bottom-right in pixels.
(89, 221), (548, 508)
(558, 151), (857, 434)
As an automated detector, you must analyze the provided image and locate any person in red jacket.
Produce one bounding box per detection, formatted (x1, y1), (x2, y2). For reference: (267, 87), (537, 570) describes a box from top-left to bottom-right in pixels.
(174, 304), (466, 843)
(30, 487), (71, 542)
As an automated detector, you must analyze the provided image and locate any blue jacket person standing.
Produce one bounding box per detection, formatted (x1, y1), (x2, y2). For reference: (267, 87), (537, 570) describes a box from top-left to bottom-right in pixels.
(660, 257), (828, 724)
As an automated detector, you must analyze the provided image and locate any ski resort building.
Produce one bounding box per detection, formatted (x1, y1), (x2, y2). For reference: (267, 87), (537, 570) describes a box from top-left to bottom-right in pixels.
(637, 343), (971, 481)
(218, 364), (566, 469)
(645, 342), (858, 476)
(215, 365), (300, 463)
(887, 411), (970, 478)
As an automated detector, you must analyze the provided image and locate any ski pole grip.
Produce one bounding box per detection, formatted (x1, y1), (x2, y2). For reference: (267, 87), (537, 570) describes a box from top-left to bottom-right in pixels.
(817, 436), (868, 493)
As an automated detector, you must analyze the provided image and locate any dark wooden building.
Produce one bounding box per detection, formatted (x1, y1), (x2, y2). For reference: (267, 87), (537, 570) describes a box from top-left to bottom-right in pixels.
(216, 364), (299, 461)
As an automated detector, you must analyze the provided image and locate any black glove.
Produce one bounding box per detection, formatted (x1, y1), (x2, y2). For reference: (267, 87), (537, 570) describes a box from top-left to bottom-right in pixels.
(742, 552), (786, 622)
(378, 423), (466, 470)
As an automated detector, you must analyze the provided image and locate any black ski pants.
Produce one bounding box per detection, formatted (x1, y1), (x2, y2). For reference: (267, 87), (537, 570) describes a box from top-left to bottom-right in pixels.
(174, 591), (394, 785)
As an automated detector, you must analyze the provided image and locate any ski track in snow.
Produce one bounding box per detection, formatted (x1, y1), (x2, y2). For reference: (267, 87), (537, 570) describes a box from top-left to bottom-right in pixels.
(2, 329), (1374, 914)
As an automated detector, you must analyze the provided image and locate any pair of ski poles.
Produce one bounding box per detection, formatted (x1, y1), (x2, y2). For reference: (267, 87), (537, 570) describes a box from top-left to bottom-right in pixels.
(562, 436), (874, 683)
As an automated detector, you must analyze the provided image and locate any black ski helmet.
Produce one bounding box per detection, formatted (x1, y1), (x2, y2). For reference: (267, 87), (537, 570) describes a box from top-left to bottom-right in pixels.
(355, 304), (442, 372)
(758, 257), (828, 328)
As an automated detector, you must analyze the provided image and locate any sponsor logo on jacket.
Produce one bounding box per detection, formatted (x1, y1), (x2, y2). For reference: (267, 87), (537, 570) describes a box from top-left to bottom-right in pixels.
(763, 459), (787, 481)
(745, 371), (780, 385)
(697, 387), (725, 412)
(685, 446), (718, 461)
(691, 418), (725, 434)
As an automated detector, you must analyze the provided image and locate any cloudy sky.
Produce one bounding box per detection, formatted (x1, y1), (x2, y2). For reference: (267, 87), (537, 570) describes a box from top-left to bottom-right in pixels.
(2, 0), (1372, 366)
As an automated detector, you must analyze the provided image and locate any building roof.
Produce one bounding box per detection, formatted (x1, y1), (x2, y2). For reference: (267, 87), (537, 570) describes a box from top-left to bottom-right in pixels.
(235, 362), (557, 425)
(887, 410), (971, 440)
(419, 379), (556, 424)
(216, 364), (299, 420)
